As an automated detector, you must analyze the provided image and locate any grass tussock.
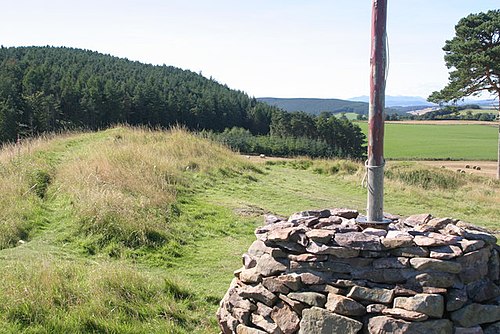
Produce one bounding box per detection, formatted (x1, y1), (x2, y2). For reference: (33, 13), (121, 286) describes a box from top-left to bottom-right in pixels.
(0, 136), (61, 249)
(0, 259), (200, 333)
(385, 163), (466, 190)
(55, 126), (256, 253)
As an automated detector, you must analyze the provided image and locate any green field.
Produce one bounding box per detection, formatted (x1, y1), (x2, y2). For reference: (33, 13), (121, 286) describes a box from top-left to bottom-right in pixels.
(357, 122), (498, 160)
(0, 127), (499, 333)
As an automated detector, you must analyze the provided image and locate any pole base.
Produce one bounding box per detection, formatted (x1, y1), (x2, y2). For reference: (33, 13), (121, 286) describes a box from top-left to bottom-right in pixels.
(356, 216), (392, 229)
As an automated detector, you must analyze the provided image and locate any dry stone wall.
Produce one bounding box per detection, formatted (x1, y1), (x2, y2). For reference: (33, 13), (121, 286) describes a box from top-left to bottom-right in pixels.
(217, 209), (500, 334)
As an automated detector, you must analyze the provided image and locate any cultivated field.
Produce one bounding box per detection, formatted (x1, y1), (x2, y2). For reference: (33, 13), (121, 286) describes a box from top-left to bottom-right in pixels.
(357, 121), (498, 160)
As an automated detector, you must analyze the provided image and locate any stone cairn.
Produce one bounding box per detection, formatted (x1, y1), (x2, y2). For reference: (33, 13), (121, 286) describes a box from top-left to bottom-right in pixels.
(216, 209), (500, 334)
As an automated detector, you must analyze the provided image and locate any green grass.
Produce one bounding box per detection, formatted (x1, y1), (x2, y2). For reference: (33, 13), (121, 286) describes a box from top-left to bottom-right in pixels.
(357, 122), (498, 160)
(0, 126), (499, 333)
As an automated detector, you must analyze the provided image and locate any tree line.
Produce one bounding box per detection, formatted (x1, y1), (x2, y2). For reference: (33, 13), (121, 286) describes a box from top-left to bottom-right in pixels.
(0, 46), (365, 158)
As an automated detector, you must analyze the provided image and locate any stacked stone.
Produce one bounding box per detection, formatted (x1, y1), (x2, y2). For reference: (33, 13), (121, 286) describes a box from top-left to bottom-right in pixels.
(216, 209), (500, 334)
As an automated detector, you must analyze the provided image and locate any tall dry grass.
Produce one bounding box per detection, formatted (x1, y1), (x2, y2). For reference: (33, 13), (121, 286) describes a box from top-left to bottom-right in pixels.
(55, 126), (253, 251)
(0, 135), (61, 248)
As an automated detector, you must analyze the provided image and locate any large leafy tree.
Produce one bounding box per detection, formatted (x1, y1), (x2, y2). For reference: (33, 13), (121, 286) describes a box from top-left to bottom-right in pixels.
(428, 9), (500, 179)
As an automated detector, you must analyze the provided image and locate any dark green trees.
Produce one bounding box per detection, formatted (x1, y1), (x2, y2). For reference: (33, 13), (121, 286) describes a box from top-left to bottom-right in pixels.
(428, 10), (500, 178)
(0, 46), (365, 159)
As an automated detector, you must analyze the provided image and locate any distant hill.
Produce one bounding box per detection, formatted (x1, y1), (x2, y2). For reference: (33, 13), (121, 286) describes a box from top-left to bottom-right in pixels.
(257, 97), (369, 115)
(257, 97), (414, 116)
(348, 95), (436, 108)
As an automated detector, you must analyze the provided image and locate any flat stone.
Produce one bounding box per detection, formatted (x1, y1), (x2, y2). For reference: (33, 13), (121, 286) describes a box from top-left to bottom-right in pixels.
(288, 253), (328, 262)
(264, 214), (286, 225)
(325, 294), (366, 316)
(394, 285), (447, 296)
(462, 229), (497, 245)
(288, 292), (326, 307)
(330, 208), (359, 219)
(302, 209), (332, 218)
(315, 216), (343, 229)
(391, 246), (429, 257)
(366, 303), (388, 314)
(306, 241), (360, 258)
(298, 272), (326, 285)
(255, 254), (288, 277)
(429, 245), (463, 259)
(278, 293), (306, 315)
(299, 307), (362, 334)
(240, 268), (262, 284)
(368, 316), (452, 334)
(219, 312), (238, 334)
(360, 250), (391, 258)
(352, 268), (414, 284)
(454, 327), (484, 334)
(456, 247), (491, 284)
(290, 260), (351, 273)
(270, 301), (300, 334)
(255, 302), (273, 317)
(443, 223), (463, 236)
(382, 236), (415, 248)
(373, 257), (409, 269)
(305, 229), (335, 243)
(228, 292), (258, 312)
(256, 221), (295, 235)
(484, 322), (500, 334)
(367, 316), (411, 333)
(409, 258), (462, 273)
(302, 216), (320, 228)
(409, 319), (453, 333)
(308, 284), (343, 295)
(466, 279), (500, 302)
(251, 313), (280, 334)
(236, 324), (267, 334)
(247, 240), (287, 258)
(239, 284), (277, 306)
(446, 288), (468, 312)
(381, 307), (428, 321)
(412, 272), (456, 288)
(330, 279), (366, 288)
(427, 217), (456, 230)
(232, 306), (252, 324)
(334, 232), (382, 251)
(393, 294), (444, 318)
(347, 285), (394, 304)
(404, 213), (432, 226)
(459, 239), (486, 253)
(276, 274), (302, 291)
(362, 228), (388, 237)
(413, 233), (460, 247)
(243, 253), (257, 269)
(451, 304), (500, 327)
(262, 277), (290, 294)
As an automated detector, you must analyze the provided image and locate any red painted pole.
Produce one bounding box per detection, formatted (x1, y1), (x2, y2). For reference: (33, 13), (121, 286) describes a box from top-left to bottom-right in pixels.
(367, 0), (388, 222)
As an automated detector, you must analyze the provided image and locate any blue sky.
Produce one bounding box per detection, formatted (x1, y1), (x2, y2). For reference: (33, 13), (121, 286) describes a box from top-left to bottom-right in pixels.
(1, 0), (498, 99)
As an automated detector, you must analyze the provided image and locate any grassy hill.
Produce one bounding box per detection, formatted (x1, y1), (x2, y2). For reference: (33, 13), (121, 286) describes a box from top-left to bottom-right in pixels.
(0, 126), (499, 333)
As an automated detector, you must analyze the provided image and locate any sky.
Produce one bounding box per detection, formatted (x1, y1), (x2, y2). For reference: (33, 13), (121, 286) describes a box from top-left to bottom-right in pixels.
(1, 0), (498, 99)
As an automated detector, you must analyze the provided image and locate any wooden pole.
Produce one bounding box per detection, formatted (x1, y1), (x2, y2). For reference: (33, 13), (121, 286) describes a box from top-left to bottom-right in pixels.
(367, 0), (388, 222)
